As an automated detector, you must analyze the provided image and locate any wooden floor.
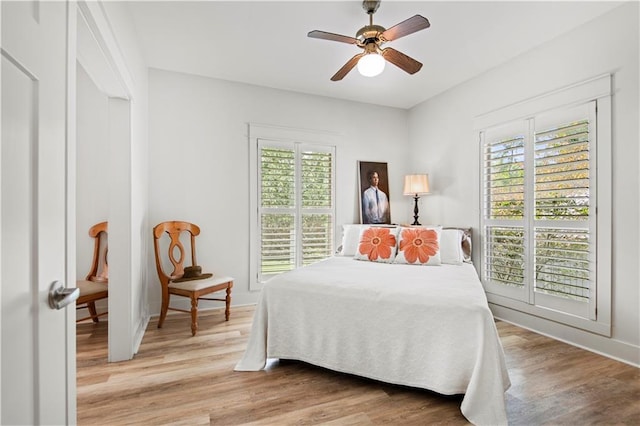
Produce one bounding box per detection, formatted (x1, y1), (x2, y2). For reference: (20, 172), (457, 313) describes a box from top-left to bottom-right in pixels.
(77, 305), (640, 425)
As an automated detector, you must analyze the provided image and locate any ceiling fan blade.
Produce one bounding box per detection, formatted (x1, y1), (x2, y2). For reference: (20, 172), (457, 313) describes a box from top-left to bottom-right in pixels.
(381, 47), (423, 74)
(331, 53), (365, 81)
(308, 30), (358, 45)
(380, 15), (430, 42)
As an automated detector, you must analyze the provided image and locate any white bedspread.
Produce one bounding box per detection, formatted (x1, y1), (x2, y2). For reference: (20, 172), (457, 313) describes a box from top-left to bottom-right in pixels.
(235, 257), (510, 425)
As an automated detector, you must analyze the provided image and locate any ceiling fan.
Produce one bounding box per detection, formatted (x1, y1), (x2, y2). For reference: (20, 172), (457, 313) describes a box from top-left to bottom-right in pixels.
(308, 0), (430, 81)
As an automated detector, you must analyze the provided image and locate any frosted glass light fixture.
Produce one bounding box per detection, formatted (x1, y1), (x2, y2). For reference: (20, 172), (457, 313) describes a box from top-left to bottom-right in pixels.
(403, 174), (430, 225)
(357, 52), (385, 77)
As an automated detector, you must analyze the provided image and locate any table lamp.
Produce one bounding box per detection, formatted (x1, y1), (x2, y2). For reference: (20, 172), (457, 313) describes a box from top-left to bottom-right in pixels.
(403, 174), (430, 226)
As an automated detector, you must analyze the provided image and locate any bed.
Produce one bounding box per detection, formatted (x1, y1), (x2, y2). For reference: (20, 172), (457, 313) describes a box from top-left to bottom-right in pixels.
(235, 226), (510, 425)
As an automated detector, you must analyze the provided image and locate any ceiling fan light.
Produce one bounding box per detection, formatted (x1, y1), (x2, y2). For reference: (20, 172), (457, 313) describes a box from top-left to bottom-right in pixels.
(357, 53), (385, 77)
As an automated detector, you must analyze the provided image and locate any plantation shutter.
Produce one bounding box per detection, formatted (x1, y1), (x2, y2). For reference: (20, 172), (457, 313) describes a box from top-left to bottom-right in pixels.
(301, 148), (334, 265)
(259, 145), (296, 276)
(258, 140), (334, 283)
(532, 104), (596, 319)
(481, 102), (597, 319)
(481, 121), (529, 301)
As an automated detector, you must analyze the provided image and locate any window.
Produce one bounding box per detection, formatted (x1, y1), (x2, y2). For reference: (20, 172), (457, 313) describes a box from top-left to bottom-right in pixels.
(249, 124), (337, 290)
(476, 75), (611, 335)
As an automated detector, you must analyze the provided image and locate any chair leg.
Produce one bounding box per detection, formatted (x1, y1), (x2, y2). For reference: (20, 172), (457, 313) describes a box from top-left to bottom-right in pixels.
(158, 291), (170, 329)
(190, 296), (198, 336)
(88, 302), (99, 323)
(225, 285), (231, 321)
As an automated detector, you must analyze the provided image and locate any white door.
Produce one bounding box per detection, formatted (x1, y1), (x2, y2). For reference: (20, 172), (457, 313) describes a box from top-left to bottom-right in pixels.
(1, 1), (75, 424)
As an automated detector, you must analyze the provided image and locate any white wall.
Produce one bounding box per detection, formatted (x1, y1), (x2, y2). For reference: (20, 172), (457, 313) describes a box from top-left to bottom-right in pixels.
(148, 69), (409, 309)
(76, 64), (109, 281)
(102, 0), (150, 355)
(407, 2), (639, 365)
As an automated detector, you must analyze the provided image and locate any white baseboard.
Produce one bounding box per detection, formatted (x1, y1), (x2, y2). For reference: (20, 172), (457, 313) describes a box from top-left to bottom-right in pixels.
(490, 303), (640, 368)
(132, 314), (150, 355)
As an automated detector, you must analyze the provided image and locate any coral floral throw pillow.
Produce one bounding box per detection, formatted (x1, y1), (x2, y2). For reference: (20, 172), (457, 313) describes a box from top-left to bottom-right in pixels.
(354, 227), (398, 263)
(394, 227), (442, 265)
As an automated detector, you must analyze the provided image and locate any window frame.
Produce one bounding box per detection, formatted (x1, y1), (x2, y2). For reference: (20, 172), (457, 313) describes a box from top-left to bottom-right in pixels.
(249, 123), (338, 291)
(475, 74), (612, 336)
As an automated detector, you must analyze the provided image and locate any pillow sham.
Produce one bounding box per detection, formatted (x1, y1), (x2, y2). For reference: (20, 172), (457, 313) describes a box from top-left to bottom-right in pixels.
(354, 226), (399, 263)
(337, 224), (367, 256)
(394, 226), (442, 266)
(440, 229), (464, 265)
(442, 226), (473, 263)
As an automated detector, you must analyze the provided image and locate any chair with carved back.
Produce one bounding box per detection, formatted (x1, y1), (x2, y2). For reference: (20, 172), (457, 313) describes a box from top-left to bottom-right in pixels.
(76, 221), (109, 323)
(153, 221), (233, 336)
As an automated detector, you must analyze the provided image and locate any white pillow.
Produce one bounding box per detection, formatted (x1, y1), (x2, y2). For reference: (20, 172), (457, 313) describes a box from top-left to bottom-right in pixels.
(337, 224), (368, 256)
(440, 229), (464, 265)
(394, 226), (442, 266)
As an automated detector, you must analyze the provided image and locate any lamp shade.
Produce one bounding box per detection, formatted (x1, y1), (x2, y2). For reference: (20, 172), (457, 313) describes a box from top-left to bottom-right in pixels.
(403, 174), (430, 195)
(357, 53), (385, 77)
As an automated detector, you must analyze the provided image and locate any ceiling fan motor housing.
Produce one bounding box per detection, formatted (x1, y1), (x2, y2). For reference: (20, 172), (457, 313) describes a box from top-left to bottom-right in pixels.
(356, 25), (386, 46)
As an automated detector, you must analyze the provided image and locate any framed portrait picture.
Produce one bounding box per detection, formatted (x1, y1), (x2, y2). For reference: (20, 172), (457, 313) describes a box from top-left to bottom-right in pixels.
(358, 161), (391, 224)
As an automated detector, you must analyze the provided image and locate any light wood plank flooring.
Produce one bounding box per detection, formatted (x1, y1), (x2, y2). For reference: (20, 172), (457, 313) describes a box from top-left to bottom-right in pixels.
(77, 305), (639, 425)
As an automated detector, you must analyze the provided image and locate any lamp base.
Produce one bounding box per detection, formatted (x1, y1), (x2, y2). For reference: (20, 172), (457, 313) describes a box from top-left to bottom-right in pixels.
(412, 194), (421, 226)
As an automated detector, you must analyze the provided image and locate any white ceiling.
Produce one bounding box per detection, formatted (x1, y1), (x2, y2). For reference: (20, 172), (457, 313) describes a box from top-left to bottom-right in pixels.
(126, 1), (622, 109)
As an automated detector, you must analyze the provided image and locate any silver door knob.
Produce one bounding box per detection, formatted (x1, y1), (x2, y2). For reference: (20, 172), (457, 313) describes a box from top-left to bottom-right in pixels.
(48, 281), (80, 310)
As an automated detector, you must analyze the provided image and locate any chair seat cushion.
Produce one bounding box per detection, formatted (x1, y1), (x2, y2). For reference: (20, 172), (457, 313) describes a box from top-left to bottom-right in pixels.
(77, 280), (108, 296)
(169, 275), (233, 291)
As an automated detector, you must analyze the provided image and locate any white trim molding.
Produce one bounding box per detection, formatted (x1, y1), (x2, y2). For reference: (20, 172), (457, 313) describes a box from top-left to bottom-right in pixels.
(476, 74), (613, 338)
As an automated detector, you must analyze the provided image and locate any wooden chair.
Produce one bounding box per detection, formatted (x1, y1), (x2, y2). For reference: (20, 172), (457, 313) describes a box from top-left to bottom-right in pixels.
(152, 221), (233, 336)
(76, 221), (109, 323)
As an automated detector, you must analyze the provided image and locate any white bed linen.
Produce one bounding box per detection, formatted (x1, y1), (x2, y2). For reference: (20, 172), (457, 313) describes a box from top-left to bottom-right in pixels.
(235, 257), (510, 425)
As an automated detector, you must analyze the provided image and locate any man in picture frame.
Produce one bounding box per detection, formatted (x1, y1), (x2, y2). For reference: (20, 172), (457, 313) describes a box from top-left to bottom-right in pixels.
(362, 169), (390, 224)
